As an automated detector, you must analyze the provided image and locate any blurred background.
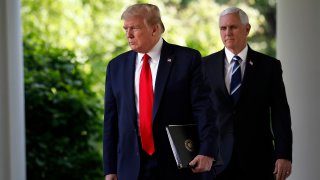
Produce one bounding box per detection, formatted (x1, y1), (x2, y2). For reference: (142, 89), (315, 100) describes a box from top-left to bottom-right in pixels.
(22, 0), (276, 179)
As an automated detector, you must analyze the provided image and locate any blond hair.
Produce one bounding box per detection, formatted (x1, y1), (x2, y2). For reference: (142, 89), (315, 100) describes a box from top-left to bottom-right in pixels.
(121, 3), (165, 33)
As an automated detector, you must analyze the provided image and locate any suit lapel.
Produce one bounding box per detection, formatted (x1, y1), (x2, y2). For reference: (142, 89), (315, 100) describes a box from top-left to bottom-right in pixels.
(240, 47), (255, 95)
(152, 41), (174, 121)
(126, 51), (138, 125)
(216, 50), (231, 99)
(208, 49), (233, 105)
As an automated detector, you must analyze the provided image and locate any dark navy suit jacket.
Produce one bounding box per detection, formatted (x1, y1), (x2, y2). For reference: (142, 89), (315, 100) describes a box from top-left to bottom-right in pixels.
(202, 47), (292, 176)
(103, 40), (219, 180)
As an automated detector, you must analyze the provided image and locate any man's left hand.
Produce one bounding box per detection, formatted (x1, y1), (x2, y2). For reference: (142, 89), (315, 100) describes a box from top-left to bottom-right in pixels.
(273, 159), (292, 180)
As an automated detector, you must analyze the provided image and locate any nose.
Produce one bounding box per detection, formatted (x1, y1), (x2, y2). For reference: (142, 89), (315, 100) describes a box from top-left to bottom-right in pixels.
(226, 28), (231, 35)
(126, 29), (133, 38)
(226, 27), (233, 36)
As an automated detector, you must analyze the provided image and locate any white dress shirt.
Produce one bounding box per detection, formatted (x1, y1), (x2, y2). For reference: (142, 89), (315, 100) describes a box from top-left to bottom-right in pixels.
(134, 38), (163, 131)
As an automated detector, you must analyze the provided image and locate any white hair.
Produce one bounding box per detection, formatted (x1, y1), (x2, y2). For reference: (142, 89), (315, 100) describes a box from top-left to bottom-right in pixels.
(220, 7), (249, 25)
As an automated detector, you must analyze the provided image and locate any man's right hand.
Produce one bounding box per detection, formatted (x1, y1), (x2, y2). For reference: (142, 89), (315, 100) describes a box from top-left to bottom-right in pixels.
(105, 174), (117, 180)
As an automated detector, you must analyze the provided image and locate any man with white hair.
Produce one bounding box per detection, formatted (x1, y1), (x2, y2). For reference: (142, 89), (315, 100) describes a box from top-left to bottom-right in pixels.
(203, 7), (292, 180)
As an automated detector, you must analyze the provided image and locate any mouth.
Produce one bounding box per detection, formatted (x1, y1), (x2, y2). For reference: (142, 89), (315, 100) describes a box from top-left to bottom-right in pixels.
(225, 39), (234, 43)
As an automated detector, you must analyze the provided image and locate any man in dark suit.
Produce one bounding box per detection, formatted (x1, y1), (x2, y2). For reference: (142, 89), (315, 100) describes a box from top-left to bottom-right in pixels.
(103, 3), (219, 180)
(202, 7), (292, 180)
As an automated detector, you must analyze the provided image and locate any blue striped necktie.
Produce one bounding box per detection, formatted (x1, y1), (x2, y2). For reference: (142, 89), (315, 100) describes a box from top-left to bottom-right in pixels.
(230, 56), (242, 103)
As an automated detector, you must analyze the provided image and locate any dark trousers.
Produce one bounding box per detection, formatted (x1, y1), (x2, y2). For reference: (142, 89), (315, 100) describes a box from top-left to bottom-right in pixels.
(138, 147), (160, 180)
(138, 150), (202, 180)
(137, 139), (202, 180)
(215, 154), (275, 180)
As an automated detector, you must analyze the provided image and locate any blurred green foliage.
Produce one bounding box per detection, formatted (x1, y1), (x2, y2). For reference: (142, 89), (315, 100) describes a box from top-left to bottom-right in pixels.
(24, 35), (103, 179)
(22, 0), (276, 179)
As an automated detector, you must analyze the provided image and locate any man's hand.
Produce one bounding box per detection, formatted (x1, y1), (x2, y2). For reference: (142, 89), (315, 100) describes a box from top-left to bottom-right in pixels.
(273, 159), (292, 180)
(105, 174), (117, 180)
(189, 155), (214, 173)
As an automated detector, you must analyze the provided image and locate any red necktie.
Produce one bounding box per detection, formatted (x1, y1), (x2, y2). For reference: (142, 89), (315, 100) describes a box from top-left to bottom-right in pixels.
(139, 54), (155, 155)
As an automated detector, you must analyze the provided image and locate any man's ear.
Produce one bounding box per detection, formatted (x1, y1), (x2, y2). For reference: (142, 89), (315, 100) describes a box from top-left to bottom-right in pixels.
(152, 24), (159, 36)
(246, 24), (251, 35)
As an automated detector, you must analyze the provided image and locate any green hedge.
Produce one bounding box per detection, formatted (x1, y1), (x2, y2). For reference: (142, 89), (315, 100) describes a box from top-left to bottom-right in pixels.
(24, 36), (103, 179)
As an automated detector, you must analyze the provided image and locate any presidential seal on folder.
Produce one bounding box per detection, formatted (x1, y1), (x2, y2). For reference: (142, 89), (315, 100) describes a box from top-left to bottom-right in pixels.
(166, 124), (199, 169)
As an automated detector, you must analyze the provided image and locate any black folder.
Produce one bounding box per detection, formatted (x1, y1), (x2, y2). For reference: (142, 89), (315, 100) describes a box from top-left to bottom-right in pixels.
(166, 124), (199, 169)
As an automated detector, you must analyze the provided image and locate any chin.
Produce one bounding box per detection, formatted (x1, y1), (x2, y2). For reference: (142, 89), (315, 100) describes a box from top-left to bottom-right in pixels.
(129, 46), (137, 51)
(225, 43), (235, 49)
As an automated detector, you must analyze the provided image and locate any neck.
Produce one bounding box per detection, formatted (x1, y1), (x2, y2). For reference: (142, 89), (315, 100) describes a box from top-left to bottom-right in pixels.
(144, 37), (161, 53)
(228, 44), (247, 55)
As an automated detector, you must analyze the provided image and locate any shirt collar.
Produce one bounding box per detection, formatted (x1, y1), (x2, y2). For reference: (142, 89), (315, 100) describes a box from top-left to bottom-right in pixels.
(225, 45), (248, 64)
(137, 38), (163, 62)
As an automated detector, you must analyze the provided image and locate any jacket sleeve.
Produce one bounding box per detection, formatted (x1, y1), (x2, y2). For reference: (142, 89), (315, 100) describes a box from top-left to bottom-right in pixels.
(270, 60), (292, 161)
(191, 50), (219, 159)
(103, 62), (118, 175)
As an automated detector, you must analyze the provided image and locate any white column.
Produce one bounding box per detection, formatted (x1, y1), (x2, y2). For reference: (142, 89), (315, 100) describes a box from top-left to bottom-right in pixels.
(277, 1), (320, 179)
(0, 0), (26, 179)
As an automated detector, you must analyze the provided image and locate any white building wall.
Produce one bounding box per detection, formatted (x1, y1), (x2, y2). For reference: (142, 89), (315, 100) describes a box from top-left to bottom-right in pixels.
(0, 0), (26, 179)
(277, 1), (320, 179)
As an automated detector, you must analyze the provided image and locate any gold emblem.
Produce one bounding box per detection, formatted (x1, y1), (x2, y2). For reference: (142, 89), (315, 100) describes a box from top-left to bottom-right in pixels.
(184, 139), (194, 152)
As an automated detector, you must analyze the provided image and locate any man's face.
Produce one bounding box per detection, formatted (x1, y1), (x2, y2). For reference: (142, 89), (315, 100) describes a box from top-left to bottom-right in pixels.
(219, 13), (250, 54)
(123, 16), (155, 53)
